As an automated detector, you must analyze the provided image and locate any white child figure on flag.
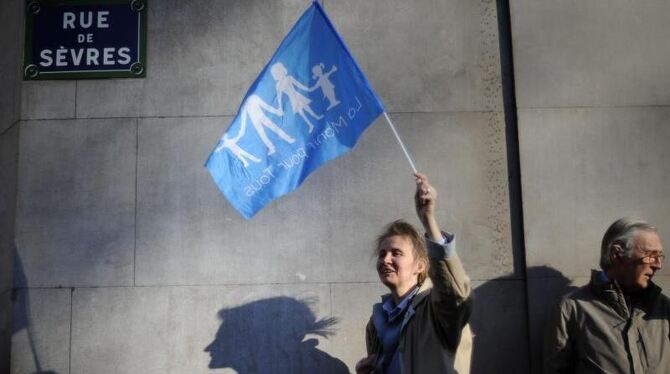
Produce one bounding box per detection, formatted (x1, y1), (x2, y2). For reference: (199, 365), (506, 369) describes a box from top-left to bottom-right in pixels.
(271, 62), (323, 133)
(310, 63), (340, 110)
(216, 116), (261, 167)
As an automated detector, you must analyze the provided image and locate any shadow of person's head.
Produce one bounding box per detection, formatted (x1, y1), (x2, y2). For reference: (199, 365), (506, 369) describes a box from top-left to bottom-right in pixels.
(204, 296), (348, 373)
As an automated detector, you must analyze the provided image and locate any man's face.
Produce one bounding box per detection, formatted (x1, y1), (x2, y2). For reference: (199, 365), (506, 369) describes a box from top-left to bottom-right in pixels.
(377, 235), (424, 295)
(617, 230), (664, 291)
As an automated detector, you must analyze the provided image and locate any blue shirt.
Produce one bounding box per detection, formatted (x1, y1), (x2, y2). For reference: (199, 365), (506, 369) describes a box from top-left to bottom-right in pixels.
(379, 286), (420, 373)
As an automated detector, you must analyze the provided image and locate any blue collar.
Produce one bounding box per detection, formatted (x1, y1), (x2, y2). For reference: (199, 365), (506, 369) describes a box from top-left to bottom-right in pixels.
(382, 286), (420, 323)
(599, 270), (610, 283)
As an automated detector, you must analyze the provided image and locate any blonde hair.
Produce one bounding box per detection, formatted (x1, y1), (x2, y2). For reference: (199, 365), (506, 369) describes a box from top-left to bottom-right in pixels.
(375, 220), (429, 284)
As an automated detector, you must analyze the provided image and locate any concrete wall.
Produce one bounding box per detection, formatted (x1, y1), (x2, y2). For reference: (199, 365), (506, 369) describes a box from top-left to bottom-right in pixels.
(0, 0), (23, 371)
(510, 0), (670, 372)
(12, 1), (670, 373)
(9, 0), (523, 373)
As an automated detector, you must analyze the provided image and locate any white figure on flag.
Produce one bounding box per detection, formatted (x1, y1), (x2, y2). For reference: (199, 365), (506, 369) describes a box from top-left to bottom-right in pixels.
(215, 117), (261, 167)
(271, 62), (323, 133)
(310, 63), (340, 110)
(241, 94), (295, 156)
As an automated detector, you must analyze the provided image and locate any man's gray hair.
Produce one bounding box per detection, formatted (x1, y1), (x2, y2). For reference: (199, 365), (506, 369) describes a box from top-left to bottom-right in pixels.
(600, 217), (657, 270)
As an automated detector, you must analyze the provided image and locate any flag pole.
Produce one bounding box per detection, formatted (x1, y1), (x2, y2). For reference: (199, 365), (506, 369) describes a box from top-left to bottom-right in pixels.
(383, 112), (417, 173)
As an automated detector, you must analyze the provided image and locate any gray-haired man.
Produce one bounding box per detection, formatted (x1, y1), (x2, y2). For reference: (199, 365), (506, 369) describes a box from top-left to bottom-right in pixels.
(544, 217), (669, 373)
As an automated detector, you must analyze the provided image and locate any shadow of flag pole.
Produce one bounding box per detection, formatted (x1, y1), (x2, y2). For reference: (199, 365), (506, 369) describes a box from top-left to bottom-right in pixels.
(383, 111), (418, 173)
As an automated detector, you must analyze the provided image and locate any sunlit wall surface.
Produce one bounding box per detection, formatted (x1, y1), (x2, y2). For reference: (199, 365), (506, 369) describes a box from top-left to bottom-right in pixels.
(9, 0), (517, 372)
(511, 0), (670, 372)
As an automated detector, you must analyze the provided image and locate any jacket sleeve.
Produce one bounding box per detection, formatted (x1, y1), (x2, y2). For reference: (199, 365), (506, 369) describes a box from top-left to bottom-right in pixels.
(426, 237), (473, 351)
(365, 317), (380, 356)
(543, 298), (575, 374)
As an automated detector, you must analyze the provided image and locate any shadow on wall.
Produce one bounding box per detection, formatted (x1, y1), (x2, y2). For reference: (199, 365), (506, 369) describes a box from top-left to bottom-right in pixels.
(470, 266), (576, 374)
(11, 245), (59, 374)
(525, 266), (579, 373)
(204, 296), (349, 374)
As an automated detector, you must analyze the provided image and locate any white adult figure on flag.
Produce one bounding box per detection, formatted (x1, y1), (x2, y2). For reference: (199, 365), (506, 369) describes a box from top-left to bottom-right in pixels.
(311, 63), (340, 110)
(240, 94), (296, 156)
(271, 62), (323, 133)
(215, 115), (261, 167)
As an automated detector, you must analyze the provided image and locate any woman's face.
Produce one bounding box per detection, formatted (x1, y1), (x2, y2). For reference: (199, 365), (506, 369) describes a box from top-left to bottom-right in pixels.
(377, 235), (424, 295)
(270, 63), (286, 80)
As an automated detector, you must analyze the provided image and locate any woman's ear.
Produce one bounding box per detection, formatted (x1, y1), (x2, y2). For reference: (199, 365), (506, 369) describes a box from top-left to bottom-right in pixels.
(415, 258), (427, 274)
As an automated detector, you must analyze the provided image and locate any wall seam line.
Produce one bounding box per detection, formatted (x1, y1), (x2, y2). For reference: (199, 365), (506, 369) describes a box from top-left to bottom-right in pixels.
(329, 283), (333, 319)
(18, 103), (670, 123)
(74, 81), (78, 118)
(133, 118), (139, 287)
(11, 278), (527, 291)
(517, 104), (670, 110)
(496, 0), (531, 373)
(68, 288), (73, 374)
(18, 109), (511, 123)
(0, 119), (20, 137)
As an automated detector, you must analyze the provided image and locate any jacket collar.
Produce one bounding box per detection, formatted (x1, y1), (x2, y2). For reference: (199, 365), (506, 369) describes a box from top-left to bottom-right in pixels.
(411, 278), (433, 309)
(590, 269), (662, 318)
(378, 278), (434, 310)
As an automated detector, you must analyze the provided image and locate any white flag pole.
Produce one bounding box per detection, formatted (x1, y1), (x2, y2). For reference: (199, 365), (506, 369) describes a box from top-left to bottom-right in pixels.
(383, 111), (417, 173)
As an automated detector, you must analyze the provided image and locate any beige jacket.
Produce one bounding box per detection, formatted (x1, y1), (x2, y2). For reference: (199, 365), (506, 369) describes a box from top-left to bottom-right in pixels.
(365, 240), (473, 374)
(544, 270), (670, 373)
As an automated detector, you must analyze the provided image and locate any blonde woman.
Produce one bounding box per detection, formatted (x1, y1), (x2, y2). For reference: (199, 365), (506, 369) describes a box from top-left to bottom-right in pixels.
(356, 173), (473, 374)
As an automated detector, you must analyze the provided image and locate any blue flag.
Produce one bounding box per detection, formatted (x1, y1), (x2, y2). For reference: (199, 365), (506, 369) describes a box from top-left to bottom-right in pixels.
(206, 1), (385, 219)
